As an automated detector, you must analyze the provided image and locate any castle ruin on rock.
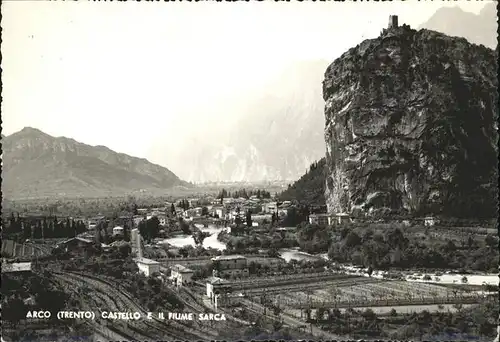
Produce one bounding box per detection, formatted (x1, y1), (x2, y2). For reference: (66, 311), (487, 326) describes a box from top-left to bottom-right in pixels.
(322, 16), (498, 219)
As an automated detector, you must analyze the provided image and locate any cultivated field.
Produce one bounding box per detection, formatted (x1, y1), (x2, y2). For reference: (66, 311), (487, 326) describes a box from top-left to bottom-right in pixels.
(274, 280), (479, 308)
(1, 240), (52, 259)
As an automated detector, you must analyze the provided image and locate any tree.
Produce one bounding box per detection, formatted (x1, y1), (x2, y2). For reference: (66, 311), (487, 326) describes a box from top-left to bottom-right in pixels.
(147, 217), (160, 239)
(193, 230), (210, 246)
(345, 232), (361, 248)
(123, 224), (131, 242)
(179, 218), (191, 235)
(33, 221), (42, 239)
(485, 234), (497, 248)
(171, 203), (176, 216)
(267, 247), (279, 258)
(94, 226), (102, 246)
(3, 296), (28, 328)
(246, 210), (253, 227)
(271, 212), (277, 226)
(42, 218), (49, 239)
(201, 207), (209, 216)
(23, 220), (31, 240)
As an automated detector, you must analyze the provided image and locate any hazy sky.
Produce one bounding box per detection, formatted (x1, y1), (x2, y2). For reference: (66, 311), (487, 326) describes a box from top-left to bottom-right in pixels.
(2, 1), (491, 170)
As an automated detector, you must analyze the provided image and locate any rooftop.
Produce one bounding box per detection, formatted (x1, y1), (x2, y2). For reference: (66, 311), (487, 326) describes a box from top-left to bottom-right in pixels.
(206, 276), (228, 284)
(171, 264), (194, 273)
(134, 257), (160, 265)
(60, 237), (93, 244)
(2, 262), (32, 273)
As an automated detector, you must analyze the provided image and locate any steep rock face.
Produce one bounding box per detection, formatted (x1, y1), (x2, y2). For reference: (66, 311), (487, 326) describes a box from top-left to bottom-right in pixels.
(323, 25), (498, 218)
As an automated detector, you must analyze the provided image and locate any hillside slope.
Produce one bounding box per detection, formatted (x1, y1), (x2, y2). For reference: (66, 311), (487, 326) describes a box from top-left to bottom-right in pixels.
(2, 127), (187, 199)
(279, 158), (326, 207)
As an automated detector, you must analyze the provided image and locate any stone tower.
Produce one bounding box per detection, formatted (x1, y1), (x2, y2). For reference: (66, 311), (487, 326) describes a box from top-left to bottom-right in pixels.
(388, 15), (398, 29)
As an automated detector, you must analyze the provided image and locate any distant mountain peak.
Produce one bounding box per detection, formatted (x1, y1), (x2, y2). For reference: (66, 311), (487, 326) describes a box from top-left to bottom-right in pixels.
(3, 127), (187, 199)
(419, 3), (497, 49)
(17, 126), (47, 135)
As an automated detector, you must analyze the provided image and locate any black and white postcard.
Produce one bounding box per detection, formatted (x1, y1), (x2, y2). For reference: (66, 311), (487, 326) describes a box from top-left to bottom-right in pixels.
(1, 1), (498, 341)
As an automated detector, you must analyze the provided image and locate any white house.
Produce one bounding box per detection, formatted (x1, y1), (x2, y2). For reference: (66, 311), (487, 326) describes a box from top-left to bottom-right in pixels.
(135, 257), (160, 277)
(113, 226), (124, 236)
(264, 202), (277, 213)
(170, 264), (194, 286)
(309, 213), (330, 226)
(424, 217), (437, 227)
(214, 207), (227, 219)
(1, 262), (32, 274)
(206, 276), (230, 298)
(211, 255), (249, 278)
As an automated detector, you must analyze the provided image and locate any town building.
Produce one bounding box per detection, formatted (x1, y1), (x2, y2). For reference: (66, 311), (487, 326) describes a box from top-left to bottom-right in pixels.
(424, 216), (438, 227)
(57, 237), (96, 252)
(214, 207), (227, 219)
(170, 264), (194, 286)
(1, 262), (32, 274)
(133, 216), (144, 227)
(276, 226), (297, 238)
(205, 276), (241, 309)
(206, 276), (229, 298)
(113, 226), (124, 236)
(251, 214), (273, 224)
(264, 202), (278, 213)
(135, 257), (160, 277)
(309, 213), (330, 227)
(253, 257), (285, 272)
(188, 198), (200, 207)
(211, 255), (249, 278)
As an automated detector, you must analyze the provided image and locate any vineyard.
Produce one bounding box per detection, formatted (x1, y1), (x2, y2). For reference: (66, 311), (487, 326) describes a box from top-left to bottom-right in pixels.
(1, 240), (52, 259)
(272, 280), (487, 309)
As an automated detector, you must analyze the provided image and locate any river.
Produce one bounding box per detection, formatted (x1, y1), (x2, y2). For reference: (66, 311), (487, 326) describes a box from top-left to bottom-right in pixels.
(160, 224), (227, 250)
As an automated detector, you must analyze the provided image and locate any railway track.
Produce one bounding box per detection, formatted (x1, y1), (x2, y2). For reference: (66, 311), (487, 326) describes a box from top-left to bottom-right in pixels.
(51, 273), (146, 340)
(53, 271), (216, 340)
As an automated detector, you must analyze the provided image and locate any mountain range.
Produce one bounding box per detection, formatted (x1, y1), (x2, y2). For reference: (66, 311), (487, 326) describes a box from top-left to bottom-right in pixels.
(2, 127), (187, 199)
(176, 3), (497, 183)
(180, 60), (329, 183)
(418, 2), (497, 49)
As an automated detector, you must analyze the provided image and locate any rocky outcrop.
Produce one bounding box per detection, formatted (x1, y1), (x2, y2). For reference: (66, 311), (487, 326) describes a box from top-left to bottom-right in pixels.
(323, 25), (498, 218)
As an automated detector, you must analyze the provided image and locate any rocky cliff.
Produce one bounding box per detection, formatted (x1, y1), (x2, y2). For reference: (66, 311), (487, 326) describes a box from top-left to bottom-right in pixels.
(323, 25), (498, 218)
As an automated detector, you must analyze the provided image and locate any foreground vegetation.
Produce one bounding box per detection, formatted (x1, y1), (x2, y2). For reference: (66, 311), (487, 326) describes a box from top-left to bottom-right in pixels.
(326, 225), (498, 272)
(2, 271), (92, 341)
(310, 300), (498, 340)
